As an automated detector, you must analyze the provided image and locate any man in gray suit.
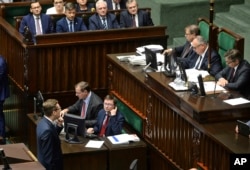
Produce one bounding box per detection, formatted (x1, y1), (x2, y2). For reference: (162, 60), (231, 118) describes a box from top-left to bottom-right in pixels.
(61, 81), (103, 128)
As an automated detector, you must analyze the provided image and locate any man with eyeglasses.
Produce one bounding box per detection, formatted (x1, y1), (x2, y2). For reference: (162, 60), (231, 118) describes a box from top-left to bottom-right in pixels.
(215, 49), (250, 99)
(86, 94), (124, 137)
(181, 35), (223, 76)
(36, 99), (64, 170)
(162, 24), (199, 59)
(46, 0), (65, 15)
(60, 81), (103, 128)
(88, 0), (119, 30)
(19, 1), (53, 42)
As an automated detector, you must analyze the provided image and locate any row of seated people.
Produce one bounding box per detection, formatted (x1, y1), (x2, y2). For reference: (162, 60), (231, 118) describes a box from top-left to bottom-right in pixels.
(18, 0), (153, 42)
(162, 24), (250, 99)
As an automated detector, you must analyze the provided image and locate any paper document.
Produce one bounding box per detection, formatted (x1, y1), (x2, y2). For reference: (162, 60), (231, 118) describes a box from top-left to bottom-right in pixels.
(198, 81), (226, 94)
(223, 97), (250, 105)
(168, 82), (188, 91)
(136, 44), (163, 54)
(185, 69), (210, 82)
(85, 140), (104, 148)
(107, 134), (140, 144)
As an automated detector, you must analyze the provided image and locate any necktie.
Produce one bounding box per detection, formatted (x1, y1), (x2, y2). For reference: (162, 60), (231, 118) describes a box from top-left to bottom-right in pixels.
(132, 15), (136, 27)
(195, 56), (202, 69)
(69, 21), (73, 32)
(115, 3), (118, 10)
(102, 17), (107, 30)
(81, 101), (86, 118)
(181, 44), (191, 58)
(229, 68), (236, 83)
(35, 17), (42, 35)
(99, 113), (109, 137)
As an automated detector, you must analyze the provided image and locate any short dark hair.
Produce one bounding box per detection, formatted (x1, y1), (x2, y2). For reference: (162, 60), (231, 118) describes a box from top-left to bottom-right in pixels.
(65, 2), (76, 10)
(43, 99), (58, 117)
(224, 49), (243, 62)
(104, 94), (117, 106)
(186, 24), (200, 36)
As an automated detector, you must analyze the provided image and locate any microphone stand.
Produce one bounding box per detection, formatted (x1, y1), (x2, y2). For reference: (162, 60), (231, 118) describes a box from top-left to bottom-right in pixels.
(208, 0), (215, 74)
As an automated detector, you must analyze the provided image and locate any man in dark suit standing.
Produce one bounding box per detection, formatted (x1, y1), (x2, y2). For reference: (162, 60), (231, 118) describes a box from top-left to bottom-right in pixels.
(60, 81), (103, 128)
(0, 55), (10, 144)
(181, 35), (223, 76)
(215, 49), (250, 99)
(120, 0), (154, 28)
(88, 0), (119, 30)
(106, 0), (126, 10)
(36, 99), (64, 170)
(56, 2), (88, 32)
(87, 95), (124, 137)
(19, 1), (53, 42)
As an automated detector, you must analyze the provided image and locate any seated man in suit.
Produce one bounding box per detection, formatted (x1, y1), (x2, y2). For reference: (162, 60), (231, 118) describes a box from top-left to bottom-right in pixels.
(46, 0), (65, 15)
(86, 94), (125, 137)
(56, 2), (88, 32)
(181, 35), (223, 77)
(61, 81), (103, 128)
(215, 49), (250, 99)
(89, 0), (119, 30)
(76, 0), (96, 12)
(120, 0), (154, 28)
(163, 24), (200, 59)
(37, 99), (64, 170)
(19, 1), (53, 42)
(106, 0), (126, 10)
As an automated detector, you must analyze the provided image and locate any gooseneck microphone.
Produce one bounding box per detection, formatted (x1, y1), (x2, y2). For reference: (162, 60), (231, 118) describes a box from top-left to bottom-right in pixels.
(0, 148), (12, 170)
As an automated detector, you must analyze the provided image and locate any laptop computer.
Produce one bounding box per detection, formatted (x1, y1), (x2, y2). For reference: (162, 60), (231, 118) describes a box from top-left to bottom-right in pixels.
(237, 120), (250, 137)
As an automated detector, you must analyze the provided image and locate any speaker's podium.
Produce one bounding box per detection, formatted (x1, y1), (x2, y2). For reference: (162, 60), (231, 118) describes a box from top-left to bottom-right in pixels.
(0, 143), (45, 170)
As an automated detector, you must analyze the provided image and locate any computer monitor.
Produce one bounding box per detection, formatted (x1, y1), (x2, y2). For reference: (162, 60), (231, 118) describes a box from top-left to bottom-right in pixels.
(164, 54), (177, 77)
(178, 61), (188, 83)
(34, 90), (44, 119)
(144, 47), (158, 72)
(64, 113), (86, 144)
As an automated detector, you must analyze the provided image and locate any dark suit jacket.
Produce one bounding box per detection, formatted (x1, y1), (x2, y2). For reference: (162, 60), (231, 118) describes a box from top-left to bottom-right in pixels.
(0, 56), (10, 101)
(67, 92), (103, 127)
(93, 109), (125, 136)
(56, 17), (88, 33)
(120, 9), (154, 28)
(88, 13), (120, 30)
(36, 117), (63, 170)
(174, 41), (195, 58)
(181, 48), (223, 76)
(106, 0), (126, 10)
(215, 60), (250, 98)
(19, 13), (53, 41)
(75, 3), (95, 12)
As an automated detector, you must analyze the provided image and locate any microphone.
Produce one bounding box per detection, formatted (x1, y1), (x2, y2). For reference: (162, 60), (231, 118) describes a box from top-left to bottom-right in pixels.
(0, 148), (12, 170)
(142, 62), (151, 72)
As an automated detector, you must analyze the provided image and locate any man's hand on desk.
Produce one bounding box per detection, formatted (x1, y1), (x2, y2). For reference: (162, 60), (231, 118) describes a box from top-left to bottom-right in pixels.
(87, 128), (94, 134)
(217, 78), (229, 87)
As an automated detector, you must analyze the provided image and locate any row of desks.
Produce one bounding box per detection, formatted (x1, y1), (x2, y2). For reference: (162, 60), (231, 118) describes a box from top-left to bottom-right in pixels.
(27, 113), (147, 170)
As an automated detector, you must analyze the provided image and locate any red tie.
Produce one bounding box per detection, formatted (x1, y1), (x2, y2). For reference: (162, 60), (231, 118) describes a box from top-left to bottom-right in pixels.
(81, 101), (85, 118)
(99, 114), (109, 137)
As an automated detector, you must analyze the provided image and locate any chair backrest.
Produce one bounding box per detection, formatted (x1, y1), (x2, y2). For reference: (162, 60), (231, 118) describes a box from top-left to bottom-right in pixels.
(129, 159), (138, 170)
(217, 27), (244, 67)
(197, 17), (218, 51)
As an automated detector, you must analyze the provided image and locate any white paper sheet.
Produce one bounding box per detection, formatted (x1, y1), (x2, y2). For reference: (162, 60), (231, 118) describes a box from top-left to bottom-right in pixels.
(85, 140), (104, 148)
(223, 97), (250, 105)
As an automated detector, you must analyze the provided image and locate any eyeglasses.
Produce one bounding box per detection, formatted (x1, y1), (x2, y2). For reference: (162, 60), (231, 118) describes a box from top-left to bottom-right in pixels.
(225, 60), (234, 65)
(31, 6), (41, 9)
(104, 103), (114, 106)
(54, 107), (61, 111)
(192, 44), (202, 50)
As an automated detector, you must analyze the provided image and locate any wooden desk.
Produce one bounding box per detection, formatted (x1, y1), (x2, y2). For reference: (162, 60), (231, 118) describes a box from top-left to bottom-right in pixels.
(106, 53), (250, 170)
(0, 161), (45, 170)
(0, 143), (36, 164)
(104, 138), (147, 170)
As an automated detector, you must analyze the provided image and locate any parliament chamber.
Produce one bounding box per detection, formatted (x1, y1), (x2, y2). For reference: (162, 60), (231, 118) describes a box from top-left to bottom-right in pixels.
(1, 0), (250, 170)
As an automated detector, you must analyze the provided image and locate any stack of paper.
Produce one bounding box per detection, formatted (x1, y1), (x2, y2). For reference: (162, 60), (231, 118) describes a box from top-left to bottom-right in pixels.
(136, 44), (164, 55)
(128, 55), (146, 65)
(107, 134), (140, 144)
